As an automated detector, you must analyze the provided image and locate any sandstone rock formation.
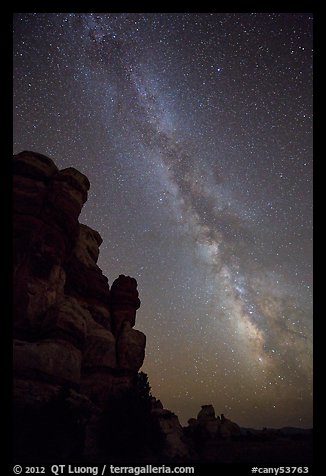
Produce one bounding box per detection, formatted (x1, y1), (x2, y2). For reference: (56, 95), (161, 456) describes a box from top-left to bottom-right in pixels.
(13, 151), (146, 460)
(220, 413), (241, 439)
(186, 405), (241, 441)
(196, 405), (221, 438)
(111, 274), (141, 334)
(151, 408), (192, 460)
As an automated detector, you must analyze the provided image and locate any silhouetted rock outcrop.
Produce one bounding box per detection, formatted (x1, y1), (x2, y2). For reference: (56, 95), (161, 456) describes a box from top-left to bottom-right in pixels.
(13, 151), (146, 461)
(185, 404), (241, 453)
(220, 413), (241, 439)
(111, 274), (141, 333)
(150, 408), (192, 460)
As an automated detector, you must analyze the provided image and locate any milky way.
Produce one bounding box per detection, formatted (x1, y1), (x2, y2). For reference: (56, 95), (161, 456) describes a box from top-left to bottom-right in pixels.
(13, 12), (313, 428)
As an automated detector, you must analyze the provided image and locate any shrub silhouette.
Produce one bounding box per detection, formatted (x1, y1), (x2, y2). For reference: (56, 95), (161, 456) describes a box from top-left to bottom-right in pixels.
(97, 372), (154, 461)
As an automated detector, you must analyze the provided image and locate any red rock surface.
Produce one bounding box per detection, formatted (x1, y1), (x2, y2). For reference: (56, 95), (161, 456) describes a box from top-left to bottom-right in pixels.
(110, 274), (141, 334)
(13, 151), (146, 405)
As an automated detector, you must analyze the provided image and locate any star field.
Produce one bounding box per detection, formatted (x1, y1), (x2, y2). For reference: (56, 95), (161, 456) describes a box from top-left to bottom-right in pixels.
(13, 12), (313, 428)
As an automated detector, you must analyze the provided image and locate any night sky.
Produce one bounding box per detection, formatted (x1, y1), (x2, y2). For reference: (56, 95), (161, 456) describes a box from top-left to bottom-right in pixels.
(13, 12), (313, 429)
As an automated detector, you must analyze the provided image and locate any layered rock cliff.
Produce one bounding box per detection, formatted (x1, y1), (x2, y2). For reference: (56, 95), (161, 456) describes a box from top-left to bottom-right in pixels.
(13, 151), (146, 460)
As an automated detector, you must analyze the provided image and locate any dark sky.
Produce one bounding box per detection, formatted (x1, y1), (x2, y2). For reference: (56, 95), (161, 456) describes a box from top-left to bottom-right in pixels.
(13, 12), (313, 428)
